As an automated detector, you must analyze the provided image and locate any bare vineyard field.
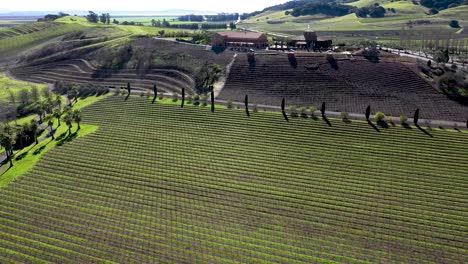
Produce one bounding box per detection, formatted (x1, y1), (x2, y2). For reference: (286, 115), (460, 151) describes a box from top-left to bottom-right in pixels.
(219, 53), (468, 122)
(0, 95), (467, 263)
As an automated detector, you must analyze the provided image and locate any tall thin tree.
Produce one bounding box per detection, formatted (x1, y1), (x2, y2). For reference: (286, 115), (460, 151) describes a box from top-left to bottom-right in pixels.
(152, 84), (157, 104)
(181, 88), (185, 108)
(365, 105), (371, 121)
(321, 102), (326, 117)
(127, 82), (131, 95)
(211, 92), (215, 113)
(414, 109), (420, 126)
(245, 95), (250, 117)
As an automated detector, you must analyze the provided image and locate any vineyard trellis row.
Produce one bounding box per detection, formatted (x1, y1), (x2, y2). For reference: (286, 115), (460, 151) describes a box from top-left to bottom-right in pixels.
(0, 96), (466, 263)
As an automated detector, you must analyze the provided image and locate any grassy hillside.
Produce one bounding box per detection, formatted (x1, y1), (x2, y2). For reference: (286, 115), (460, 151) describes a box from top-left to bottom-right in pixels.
(0, 95), (466, 263)
(239, 0), (467, 44)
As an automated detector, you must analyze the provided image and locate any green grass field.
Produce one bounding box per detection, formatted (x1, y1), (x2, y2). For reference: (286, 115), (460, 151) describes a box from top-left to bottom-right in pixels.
(0, 95), (466, 263)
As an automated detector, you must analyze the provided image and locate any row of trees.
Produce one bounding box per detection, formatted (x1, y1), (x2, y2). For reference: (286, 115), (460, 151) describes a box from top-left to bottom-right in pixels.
(86, 11), (111, 24)
(0, 96), (82, 167)
(355, 4), (387, 18)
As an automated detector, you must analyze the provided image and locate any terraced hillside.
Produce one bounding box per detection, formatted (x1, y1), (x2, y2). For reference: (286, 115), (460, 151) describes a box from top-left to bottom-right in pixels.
(0, 96), (467, 263)
(219, 53), (468, 121)
(11, 59), (197, 95)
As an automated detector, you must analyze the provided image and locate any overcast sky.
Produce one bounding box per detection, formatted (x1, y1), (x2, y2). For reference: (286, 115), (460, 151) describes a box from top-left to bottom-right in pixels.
(1, 0), (289, 13)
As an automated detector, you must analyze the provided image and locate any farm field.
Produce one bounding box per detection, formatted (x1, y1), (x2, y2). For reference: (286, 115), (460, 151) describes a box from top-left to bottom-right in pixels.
(0, 95), (466, 263)
(219, 53), (468, 122)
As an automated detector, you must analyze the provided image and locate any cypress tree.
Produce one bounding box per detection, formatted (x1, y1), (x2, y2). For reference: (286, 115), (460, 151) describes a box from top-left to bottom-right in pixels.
(127, 82), (131, 94)
(466, 118), (468, 129)
(245, 95), (250, 117)
(365, 105), (371, 120)
(321, 102), (326, 116)
(152, 84), (157, 103)
(211, 92), (215, 113)
(414, 109), (420, 126)
(281, 98), (285, 112)
(181, 88), (185, 108)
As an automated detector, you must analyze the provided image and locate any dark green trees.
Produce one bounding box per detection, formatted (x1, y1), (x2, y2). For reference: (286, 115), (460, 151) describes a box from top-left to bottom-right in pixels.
(30, 120), (39, 144)
(0, 132), (15, 167)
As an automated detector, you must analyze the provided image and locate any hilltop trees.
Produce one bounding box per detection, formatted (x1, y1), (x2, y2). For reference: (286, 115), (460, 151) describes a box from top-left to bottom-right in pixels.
(86, 11), (99, 23)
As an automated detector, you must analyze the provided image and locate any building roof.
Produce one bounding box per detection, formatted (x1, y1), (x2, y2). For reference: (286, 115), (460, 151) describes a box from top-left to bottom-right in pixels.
(216, 31), (266, 40)
(317, 37), (333, 41)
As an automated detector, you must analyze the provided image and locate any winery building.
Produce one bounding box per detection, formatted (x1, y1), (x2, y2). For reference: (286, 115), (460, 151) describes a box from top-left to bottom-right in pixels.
(293, 30), (333, 50)
(212, 31), (269, 48)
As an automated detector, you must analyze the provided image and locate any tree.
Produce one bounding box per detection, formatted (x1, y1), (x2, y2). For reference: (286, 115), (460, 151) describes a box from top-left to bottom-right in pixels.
(73, 110), (82, 130)
(321, 102), (326, 116)
(7, 89), (16, 105)
(374, 112), (386, 122)
(86, 11), (99, 23)
(181, 88), (185, 108)
(414, 109), (420, 126)
(365, 105), (371, 120)
(45, 114), (55, 139)
(211, 92), (215, 113)
(435, 49), (449, 63)
(18, 89), (30, 105)
(158, 30), (165, 37)
(31, 86), (40, 102)
(0, 132), (15, 167)
(152, 84), (157, 104)
(449, 20), (460, 28)
(99, 13), (107, 24)
(127, 82), (131, 95)
(51, 109), (61, 129)
(55, 95), (62, 111)
(106, 13), (111, 25)
(42, 87), (52, 100)
(229, 22), (237, 30)
(62, 113), (73, 135)
(113, 19), (119, 24)
(245, 95), (250, 117)
(30, 119), (39, 144)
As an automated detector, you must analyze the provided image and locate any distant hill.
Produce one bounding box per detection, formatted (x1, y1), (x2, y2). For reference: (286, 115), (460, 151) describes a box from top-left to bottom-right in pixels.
(0, 9), (219, 17)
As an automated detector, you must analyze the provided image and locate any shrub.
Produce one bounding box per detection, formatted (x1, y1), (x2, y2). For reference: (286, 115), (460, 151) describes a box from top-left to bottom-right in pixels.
(374, 112), (386, 122)
(289, 105), (298, 118)
(227, 99), (233, 109)
(253, 104), (258, 113)
(449, 20), (460, 28)
(400, 115), (408, 124)
(300, 107), (307, 117)
(158, 92), (164, 100)
(310, 106), (318, 117)
(172, 93), (178, 102)
(341, 112), (349, 122)
(192, 95), (200, 106)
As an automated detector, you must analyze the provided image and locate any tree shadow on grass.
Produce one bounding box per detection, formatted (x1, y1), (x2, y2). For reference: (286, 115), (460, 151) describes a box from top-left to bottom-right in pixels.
(416, 125), (433, 138)
(367, 120), (380, 132)
(56, 132), (78, 146)
(15, 151), (29, 161)
(1, 165), (12, 176)
(282, 111), (289, 122)
(322, 115), (332, 127)
(33, 146), (46, 156)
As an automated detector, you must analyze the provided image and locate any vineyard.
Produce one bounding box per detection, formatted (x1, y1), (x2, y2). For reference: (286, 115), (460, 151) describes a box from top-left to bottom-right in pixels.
(0, 95), (466, 263)
(11, 59), (197, 95)
(219, 53), (468, 122)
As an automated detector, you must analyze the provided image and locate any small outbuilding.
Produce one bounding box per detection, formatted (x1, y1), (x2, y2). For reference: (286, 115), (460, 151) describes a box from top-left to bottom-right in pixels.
(212, 31), (269, 48)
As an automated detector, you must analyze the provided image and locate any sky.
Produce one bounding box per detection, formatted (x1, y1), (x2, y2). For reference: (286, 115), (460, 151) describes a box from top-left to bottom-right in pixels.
(0, 0), (289, 13)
